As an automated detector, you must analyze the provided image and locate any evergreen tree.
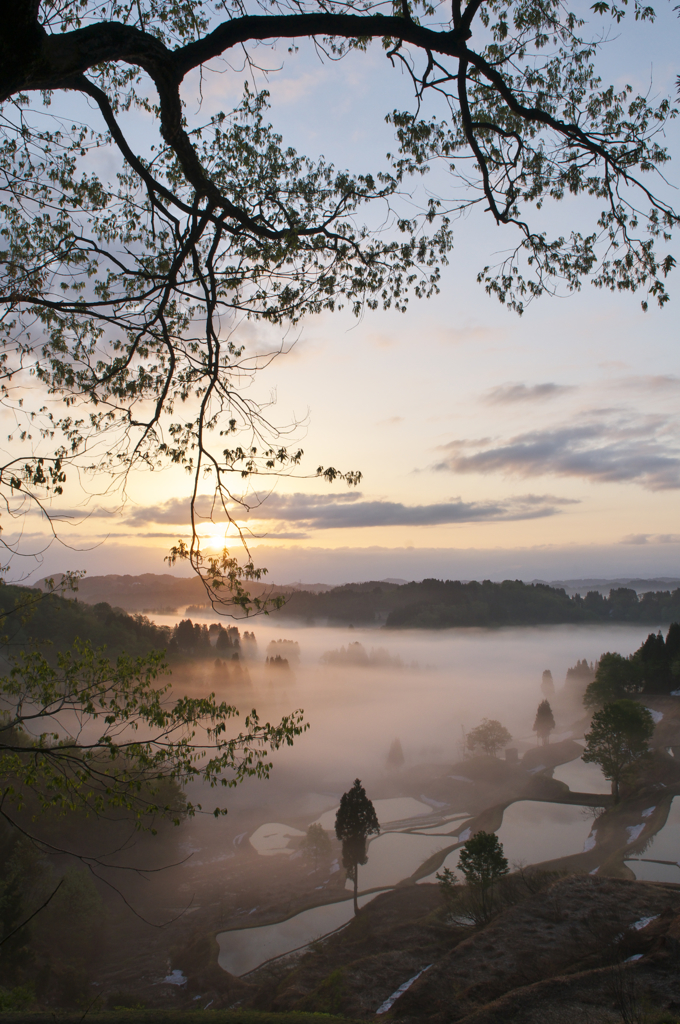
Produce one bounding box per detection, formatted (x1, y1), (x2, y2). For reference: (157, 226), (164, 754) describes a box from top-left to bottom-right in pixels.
(541, 670), (555, 697)
(335, 779), (380, 915)
(533, 701), (556, 745)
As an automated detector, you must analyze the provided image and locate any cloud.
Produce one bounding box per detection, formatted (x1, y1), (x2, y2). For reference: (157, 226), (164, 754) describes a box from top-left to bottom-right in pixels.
(435, 416), (680, 491)
(485, 382), (574, 405)
(124, 491), (578, 534)
(620, 375), (680, 393)
(622, 534), (680, 545)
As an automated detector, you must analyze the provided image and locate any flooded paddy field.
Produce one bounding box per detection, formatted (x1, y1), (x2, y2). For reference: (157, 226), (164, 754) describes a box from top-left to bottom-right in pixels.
(552, 755), (608, 794)
(627, 797), (680, 882)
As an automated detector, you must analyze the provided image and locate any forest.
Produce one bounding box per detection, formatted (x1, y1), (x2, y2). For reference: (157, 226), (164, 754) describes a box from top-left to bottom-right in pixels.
(267, 579), (680, 628)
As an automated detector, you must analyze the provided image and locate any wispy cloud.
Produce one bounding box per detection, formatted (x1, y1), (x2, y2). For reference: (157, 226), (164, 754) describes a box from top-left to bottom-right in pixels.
(435, 415), (680, 491)
(485, 382), (574, 405)
(124, 491), (578, 535)
(622, 533), (680, 545)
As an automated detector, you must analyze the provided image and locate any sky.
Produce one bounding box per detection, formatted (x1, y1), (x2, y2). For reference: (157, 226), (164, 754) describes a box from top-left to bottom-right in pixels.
(5, 3), (680, 586)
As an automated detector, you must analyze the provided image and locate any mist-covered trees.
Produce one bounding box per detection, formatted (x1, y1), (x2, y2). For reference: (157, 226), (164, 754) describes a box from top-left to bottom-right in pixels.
(466, 720), (512, 758)
(533, 701), (556, 746)
(302, 824), (332, 872)
(335, 779), (380, 915)
(583, 700), (655, 802)
(541, 671), (555, 697)
(386, 739), (405, 770)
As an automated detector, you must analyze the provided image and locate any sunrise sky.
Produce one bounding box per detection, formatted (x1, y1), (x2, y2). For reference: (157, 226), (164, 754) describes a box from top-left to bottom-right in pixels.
(7, 5), (680, 586)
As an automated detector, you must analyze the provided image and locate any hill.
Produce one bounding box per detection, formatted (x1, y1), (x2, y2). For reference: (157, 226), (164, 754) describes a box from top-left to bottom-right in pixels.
(0, 584), (171, 659)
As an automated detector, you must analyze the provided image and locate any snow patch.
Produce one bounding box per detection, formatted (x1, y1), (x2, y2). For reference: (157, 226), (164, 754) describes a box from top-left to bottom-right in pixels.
(163, 970), (187, 986)
(527, 764), (547, 775)
(632, 915), (659, 931)
(583, 831), (597, 852)
(626, 824), (646, 844)
(646, 709), (664, 724)
(589, 867), (599, 875)
(376, 965), (432, 1014)
(641, 806), (656, 818)
(625, 954), (643, 962)
(449, 775), (473, 783)
(458, 828), (472, 842)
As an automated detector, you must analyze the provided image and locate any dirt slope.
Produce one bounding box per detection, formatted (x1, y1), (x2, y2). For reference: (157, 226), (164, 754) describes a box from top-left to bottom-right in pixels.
(246, 876), (680, 1022)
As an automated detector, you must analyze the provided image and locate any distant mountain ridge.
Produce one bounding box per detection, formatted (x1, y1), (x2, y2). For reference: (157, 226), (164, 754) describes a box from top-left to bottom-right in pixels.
(541, 577), (680, 596)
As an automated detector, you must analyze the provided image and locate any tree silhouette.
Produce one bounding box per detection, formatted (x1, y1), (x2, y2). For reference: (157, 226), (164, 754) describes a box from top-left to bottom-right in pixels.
(458, 831), (509, 923)
(583, 700), (655, 803)
(466, 720), (512, 758)
(533, 701), (556, 746)
(541, 671), (555, 697)
(334, 779), (380, 915)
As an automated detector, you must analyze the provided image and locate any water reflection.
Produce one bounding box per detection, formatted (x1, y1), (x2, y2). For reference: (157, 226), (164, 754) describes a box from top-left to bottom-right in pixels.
(552, 756), (608, 795)
(497, 800), (592, 865)
(627, 797), (680, 881)
(249, 823), (306, 856)
(217, 894), (376, 976)
(356, 832), (460, 889)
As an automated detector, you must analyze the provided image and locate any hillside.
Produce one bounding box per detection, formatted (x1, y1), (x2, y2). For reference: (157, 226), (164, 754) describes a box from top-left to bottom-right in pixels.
(0, 584), (171, 659)
(242, 875), (680, 1022)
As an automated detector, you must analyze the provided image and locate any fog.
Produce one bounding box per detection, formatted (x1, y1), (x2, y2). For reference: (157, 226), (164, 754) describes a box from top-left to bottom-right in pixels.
(152, 617), (650, 822)
(24, 614), (664, 989)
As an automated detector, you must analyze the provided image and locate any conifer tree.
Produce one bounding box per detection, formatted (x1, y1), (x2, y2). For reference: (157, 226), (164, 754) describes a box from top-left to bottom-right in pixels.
(335, 779), (380, 915)
(533, 701), (556, 746)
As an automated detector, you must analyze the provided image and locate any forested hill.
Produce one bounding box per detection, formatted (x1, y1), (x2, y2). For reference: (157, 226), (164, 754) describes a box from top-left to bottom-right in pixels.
(268, 579), (680, 628)
(0, 585), (171, 658)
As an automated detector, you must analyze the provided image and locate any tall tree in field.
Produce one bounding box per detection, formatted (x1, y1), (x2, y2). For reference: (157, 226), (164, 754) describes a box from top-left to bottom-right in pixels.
(533, 701), (556, 746)
(583, 700), (655, 803)
(466, 720), (512, 758)
(335, 779), (380, 915)
(458, 831), (509, 923)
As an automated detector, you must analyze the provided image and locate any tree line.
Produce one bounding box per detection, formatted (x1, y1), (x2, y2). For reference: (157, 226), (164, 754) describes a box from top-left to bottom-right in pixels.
(267, 580), (680, 628)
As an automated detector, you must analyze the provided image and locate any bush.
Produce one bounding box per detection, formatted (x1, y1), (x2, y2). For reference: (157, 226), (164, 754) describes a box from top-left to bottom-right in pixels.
(0, 984), (34, 1010)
